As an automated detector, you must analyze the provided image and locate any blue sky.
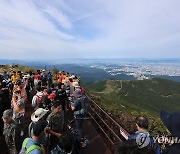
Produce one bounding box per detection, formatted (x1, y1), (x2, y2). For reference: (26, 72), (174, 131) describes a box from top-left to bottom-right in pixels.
(0, 0), (180, 60)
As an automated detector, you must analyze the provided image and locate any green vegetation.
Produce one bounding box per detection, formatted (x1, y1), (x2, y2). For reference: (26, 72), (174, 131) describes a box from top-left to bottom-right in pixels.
(86, 78), (180, 135)
(0, 64), (36, 74)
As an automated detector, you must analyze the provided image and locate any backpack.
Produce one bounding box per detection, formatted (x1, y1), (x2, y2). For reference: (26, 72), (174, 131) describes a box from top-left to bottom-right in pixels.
(80, 95), (90, 115)
(20, 138), (41, 154)
(36, 95), (43, 108)
(74, 95), (90, 117)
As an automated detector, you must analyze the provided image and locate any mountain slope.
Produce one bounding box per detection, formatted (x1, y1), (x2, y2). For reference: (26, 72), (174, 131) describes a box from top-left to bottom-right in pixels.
(86, 78), (180, 134)
(87, 78), (180, 115)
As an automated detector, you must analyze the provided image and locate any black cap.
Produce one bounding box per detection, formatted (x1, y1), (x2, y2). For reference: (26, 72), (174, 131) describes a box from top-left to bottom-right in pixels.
(33, 120), (48, 136)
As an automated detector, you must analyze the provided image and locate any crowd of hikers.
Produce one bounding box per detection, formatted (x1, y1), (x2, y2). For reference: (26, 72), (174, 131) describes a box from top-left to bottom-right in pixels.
(0, 69), (90, 154)
(0, 68), (180, 154)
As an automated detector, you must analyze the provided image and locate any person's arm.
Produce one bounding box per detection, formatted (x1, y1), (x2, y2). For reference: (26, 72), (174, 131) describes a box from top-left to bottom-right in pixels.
(71, 102), (75, 111)
(12, 125), (21, 152)
(46, 128), (62, 138)
(46, 115), (62, 138)
(31, 96), (37, 107)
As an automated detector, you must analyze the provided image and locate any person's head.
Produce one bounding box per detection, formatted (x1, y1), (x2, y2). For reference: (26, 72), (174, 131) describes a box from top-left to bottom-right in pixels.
(57, 83), (62, 89)
(69, 78), (73, 83)
(37, 70), (40, 74)
(17, 71), (21, 75)
(42, 82), (47, 89)
(32, 121), (48, 137)
(17, 80), (24, 89)
(160, 110), (180, 138)
(48, 93), (56, 101)
(51, 83), (54, 89)
(135, 116), (149, 130)
(36, 85), (41, 92)
(2, 109), (13, 124)
(13, 71), (16, 75)
(46, 88), (52, 95)
(52, 101), (62, 114)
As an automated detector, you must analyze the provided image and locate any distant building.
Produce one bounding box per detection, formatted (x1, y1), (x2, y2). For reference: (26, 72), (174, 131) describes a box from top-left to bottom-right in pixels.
(137, 74), (149, 80)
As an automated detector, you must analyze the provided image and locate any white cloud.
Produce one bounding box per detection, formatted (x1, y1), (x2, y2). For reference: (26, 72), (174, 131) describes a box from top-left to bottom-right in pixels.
(0, 0), (180, 60)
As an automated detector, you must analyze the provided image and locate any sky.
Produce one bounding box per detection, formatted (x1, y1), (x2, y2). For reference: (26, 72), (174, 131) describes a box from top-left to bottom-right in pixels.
(0, 0), (180, 60)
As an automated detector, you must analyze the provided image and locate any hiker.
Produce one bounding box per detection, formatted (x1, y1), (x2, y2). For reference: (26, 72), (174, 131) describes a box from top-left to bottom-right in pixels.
(2, 109), (21, 154)
(11, 71), (18, 85)
(41, 73), (47, 88)
(71, 88), (89, 138)
(34, 71), (41, 88)
(32, 86), (44, 110)
(46, 101), (64, 151)
(127, 116), (161, 154)
(160, 110), (180, 154)
(69, 78), (75, 95)
(19, 120), (48, 154)
(56, 71), (62, 84)
(42, 88), (52, 110)
(28, 71), (34, 90)
(23, 75), (30, 99)
(56, 83), (67, 112)
(28, 108), (49, 153)
(47, 71), (53, 88)
(12, 80), (27, 136)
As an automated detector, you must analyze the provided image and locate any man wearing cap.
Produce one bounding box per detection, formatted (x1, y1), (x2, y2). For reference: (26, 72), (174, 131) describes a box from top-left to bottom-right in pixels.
(71, 89), (85, 138)
(56, 83), (67, 112)
(2, 109), (21, 154)
(46, 101), (64, 151)
(160, 110), (180, 153)
(20, 121), (48, 154)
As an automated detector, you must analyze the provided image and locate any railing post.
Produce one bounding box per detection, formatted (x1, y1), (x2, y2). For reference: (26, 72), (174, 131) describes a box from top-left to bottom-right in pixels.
(108, 115), (112, 150)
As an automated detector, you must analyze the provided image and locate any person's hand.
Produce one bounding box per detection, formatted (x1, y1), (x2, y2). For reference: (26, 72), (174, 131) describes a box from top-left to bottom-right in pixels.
(44, 127), (50, 133)
(56, 133), (62, 138)
(81, 141), (86, 148)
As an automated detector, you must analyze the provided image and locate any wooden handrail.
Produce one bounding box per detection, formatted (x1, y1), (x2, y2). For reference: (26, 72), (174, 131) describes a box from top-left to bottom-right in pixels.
(86, 94), (130, 151)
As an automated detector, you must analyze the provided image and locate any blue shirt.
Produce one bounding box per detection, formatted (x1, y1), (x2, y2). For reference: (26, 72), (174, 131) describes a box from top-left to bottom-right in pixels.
(19, 138), (41, 154)
(129, 130), (161, 154)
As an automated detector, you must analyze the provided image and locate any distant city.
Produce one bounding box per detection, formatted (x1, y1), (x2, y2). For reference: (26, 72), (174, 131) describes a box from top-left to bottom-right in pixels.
(90, 62), (180, 80)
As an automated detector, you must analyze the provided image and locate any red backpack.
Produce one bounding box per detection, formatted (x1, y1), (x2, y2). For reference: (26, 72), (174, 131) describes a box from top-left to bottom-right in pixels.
(36, 95), (43, 107)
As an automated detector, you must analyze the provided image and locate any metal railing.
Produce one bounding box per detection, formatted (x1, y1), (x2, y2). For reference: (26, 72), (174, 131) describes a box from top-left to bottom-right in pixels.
(86, 95), (130, 152)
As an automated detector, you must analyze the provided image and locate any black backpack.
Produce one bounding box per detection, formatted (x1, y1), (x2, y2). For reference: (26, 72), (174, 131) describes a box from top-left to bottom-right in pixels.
(80, 95), (90, 116)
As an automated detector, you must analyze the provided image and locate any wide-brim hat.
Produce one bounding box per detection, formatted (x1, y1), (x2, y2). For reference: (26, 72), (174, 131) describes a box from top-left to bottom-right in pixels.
(160, 110), (180, 138)
(31, 108), (49, 122)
